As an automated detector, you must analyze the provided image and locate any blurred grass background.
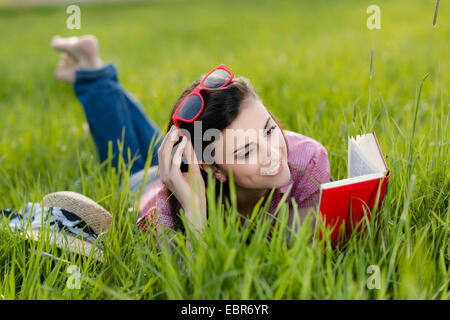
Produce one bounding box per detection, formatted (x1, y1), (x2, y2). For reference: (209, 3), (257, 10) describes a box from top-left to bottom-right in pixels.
(0, 0), (448, 299)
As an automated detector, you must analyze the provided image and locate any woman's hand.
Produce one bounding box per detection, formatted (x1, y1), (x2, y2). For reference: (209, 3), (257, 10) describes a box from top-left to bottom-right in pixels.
(157, 125), (207, 232)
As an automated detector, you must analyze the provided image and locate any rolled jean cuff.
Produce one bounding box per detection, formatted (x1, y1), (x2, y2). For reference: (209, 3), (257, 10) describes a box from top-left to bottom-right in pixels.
(74, 63), (117, 85)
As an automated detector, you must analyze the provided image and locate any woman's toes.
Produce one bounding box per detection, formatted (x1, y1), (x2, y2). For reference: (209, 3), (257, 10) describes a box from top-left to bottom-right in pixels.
(51, 34), (103, 70)
(51, 35), (79, 52)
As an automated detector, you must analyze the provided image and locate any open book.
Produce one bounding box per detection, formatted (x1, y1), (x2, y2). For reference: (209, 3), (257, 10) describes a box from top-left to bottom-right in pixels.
(316, 132), (390, 242)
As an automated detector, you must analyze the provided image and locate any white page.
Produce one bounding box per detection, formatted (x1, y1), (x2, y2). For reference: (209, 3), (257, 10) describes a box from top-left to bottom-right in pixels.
(348, 137), (379, 178)
(365, 134), (387, 172)
(321, 172), (384, 189)
(355, 134), (375, 161)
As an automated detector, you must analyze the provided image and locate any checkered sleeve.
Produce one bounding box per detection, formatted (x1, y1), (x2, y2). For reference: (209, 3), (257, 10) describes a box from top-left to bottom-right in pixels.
(136, 188), (175, 233)
(292, 141), (331, 208)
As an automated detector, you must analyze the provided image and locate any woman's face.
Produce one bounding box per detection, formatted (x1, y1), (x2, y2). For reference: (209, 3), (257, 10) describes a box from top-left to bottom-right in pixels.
(209, 96), (291, 189)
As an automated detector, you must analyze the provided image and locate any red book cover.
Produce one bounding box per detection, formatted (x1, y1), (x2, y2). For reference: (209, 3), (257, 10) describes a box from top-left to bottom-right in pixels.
(317, 132), (390, 243)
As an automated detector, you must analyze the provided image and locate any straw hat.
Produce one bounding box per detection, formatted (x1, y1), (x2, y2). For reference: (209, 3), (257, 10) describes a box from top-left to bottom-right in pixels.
(43, 191), (112, 235)
(25, 191), (113, 262)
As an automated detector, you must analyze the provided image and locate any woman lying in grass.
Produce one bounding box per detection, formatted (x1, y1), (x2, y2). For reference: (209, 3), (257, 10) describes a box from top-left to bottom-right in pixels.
(51, 34), (331, 248)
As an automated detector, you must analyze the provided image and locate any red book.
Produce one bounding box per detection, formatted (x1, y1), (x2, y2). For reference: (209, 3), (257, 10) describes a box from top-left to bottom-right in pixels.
(316, 132), (390, 242)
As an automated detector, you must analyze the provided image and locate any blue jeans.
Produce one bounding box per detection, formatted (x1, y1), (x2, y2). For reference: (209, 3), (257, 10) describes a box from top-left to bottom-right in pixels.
(74, 63), (165, 191)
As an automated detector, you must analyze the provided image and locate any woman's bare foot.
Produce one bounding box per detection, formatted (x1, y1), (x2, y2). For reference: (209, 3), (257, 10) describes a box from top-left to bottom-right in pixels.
(51, 34), (104, 83)
(55, 53), (79, 83)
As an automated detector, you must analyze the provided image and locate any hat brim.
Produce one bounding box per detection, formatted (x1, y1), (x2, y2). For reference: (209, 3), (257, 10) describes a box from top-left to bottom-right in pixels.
(25, 228), (104, 262)
(44, 191), (112, 236)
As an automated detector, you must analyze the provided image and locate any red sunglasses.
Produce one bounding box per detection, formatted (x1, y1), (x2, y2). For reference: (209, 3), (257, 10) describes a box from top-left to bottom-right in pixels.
(172, 64), (234, 138)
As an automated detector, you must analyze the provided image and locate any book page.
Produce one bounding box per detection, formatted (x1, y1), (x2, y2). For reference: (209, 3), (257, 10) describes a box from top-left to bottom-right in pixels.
(364, 134), (387, 172)
(321, 172), (384, 189)
(355, 134), (376, 165)
(355, 133), (387, 172)
(348, 137), (379, 178)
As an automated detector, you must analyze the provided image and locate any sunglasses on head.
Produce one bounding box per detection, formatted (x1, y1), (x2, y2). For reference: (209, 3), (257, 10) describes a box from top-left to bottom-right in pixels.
(172, 64), (234, 138)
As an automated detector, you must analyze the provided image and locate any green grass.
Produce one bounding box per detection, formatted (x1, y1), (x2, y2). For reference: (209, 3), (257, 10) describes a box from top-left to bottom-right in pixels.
(0, 0), (448, 299)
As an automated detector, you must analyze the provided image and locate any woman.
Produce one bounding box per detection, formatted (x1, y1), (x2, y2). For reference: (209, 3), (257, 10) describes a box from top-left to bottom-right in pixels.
(51, 34), (332, 245)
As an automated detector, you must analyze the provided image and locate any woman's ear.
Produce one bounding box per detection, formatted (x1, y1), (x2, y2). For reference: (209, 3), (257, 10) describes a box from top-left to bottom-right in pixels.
(199, 163), (227, 182)
(216, 174), (227, 182)
(212, 165), (228, 182)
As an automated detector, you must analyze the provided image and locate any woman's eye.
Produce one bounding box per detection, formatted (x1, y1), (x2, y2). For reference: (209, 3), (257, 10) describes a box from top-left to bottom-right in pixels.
(266, 125), (277, 136)
(239, 149), (251, 159)
(237, 125), (276, 159)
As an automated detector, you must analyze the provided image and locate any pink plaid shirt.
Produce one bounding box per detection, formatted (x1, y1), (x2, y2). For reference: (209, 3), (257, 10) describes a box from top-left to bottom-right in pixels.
(137, 130), (331, 234)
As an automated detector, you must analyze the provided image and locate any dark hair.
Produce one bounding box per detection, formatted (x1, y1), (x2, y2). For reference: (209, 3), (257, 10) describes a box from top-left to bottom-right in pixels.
(164, 74), (289, 233)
